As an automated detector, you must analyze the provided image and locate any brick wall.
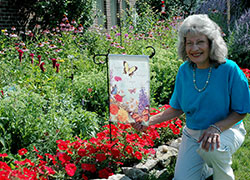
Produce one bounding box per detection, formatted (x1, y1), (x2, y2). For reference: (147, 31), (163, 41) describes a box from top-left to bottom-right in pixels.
(0, 0), (21, 30)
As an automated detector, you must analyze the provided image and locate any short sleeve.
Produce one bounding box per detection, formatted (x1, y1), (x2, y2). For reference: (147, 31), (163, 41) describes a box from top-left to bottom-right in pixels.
(169, 68), (182, 110)
(229, 65), (250, 114)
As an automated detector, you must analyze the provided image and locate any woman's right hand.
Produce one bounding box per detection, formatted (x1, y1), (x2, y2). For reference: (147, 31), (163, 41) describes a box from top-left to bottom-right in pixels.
(131, 122), (147, 132)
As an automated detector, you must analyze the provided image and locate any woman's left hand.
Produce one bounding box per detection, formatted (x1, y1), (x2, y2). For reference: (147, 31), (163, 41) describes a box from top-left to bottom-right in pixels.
(198, 126), (221, 152)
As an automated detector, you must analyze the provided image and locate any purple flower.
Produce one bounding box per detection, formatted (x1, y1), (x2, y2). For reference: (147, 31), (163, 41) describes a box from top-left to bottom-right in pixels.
(115, 33), (121, 37)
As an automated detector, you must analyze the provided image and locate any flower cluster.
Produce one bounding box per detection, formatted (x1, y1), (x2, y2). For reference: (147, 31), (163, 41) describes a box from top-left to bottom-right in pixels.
(0, 104), (182, 180)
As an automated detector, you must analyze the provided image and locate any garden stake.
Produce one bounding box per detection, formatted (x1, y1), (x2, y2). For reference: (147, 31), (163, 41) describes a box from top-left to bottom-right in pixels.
(93, 49), (112, 143)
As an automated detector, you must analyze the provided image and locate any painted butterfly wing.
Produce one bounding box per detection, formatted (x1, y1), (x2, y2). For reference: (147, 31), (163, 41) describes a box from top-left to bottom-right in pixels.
(123, 61), (129, 74)
(141, 114), (149, 122)
(142, 109), (149, 116)
(131, 112), (140, 119)
(128, 88), (136, 94)
(128, 66), (138, 77)
(111, 85), (117, 95)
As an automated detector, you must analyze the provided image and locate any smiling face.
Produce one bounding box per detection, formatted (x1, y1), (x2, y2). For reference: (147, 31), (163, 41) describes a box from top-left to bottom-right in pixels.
(185, 33), (210, 69)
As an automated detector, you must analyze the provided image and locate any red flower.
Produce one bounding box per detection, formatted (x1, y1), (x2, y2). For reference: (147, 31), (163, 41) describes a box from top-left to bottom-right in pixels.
(0, 161), (11, 171)
(134, 151), (142, 160)
(111, 148), (122, 159)
(18, 49), (24, 62)
(175, 119), (182, 128)
(110, 104), (119, 115)
(114, 94), (123, 102)
(33, 146), (39, 152)
(18, 148), (28, 156)
(57, 141), (68, 150)
(30, 53), (34, 64)
(95, 153), (106, 162)
(169, 123), (176, 130)
(78, 148), (87, 157)
(37, 154), (44, 159)
(45, 166), (56, 175)
(81, 163), (96, 173)
(98, 168), (114, 179)
(172, 128), (180, 135)
(86, 145), (96, 155)
(0, 153), (8, 158)
(56, 63), (60, 73)
(125, 146), (133, 155)
(51, 58), (57, 68)
(65, 163), (77, 177)
(0, 90), (3, 96)
(40, 62), (45, 72)
(37, 55), (42, 64)
(58, 153), (71, 164)
(87, 88), (93, 93)
(0, 170), (10, 178)
(82, 173), (88, 180)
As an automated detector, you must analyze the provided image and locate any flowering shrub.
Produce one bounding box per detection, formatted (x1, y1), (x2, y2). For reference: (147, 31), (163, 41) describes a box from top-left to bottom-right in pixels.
(0, 104), (182, 179)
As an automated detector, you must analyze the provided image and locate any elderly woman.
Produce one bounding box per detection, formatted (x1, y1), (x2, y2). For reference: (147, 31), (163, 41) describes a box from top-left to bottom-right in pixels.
(133, 14), (250, 180)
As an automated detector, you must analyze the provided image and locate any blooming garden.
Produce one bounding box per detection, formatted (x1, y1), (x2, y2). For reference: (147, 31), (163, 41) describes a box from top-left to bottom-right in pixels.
(0, 1), (250, 179)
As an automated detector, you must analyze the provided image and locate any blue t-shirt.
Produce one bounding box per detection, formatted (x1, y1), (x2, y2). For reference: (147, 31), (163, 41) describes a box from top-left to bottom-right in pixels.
(170, 59), (250, 130)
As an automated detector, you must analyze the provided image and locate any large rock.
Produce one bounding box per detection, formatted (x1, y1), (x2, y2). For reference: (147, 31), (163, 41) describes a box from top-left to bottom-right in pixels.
(108, 174), (132, 180)
(134, 158), (159, 172)
(169, 137), (182, 149)
(156, 145), (178, 167)
(122, 167), (148, 180)
(90, 174), (131, 180)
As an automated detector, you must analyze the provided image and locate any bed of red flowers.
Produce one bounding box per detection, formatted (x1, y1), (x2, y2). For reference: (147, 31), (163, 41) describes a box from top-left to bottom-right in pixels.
(0, 104), (182, 180)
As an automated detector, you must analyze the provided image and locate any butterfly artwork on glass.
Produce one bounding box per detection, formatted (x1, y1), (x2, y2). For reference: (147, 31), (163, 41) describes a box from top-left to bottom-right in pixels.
(108, 54), (150, 126)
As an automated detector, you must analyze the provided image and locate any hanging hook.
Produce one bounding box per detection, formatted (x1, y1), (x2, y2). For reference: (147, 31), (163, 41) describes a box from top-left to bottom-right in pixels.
(146, 46), (156, 59)
(93, 49), (110, 64)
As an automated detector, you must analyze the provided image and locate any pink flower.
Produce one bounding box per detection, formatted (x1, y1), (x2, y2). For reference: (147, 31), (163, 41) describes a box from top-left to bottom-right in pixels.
(65, 163), (77, 177)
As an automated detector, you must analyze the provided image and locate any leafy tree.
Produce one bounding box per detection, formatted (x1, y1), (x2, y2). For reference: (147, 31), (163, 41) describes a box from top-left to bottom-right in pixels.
(11, 0), (94, 30)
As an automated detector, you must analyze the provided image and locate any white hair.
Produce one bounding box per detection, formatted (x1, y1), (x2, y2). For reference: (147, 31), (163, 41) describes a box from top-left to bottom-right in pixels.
(177, 14), (227, 66)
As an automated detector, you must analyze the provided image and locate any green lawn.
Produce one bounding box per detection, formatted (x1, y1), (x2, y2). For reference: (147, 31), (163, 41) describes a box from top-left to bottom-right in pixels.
(232, 114), (250, 180)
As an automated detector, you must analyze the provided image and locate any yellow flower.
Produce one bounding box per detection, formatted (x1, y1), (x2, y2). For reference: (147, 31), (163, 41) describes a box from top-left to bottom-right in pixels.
(58, 59), (65, 62)
(1, 29), (7, 33)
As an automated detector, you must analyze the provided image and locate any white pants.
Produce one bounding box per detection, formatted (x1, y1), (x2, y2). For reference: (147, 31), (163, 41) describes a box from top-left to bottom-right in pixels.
(173, 123), (246, 180)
